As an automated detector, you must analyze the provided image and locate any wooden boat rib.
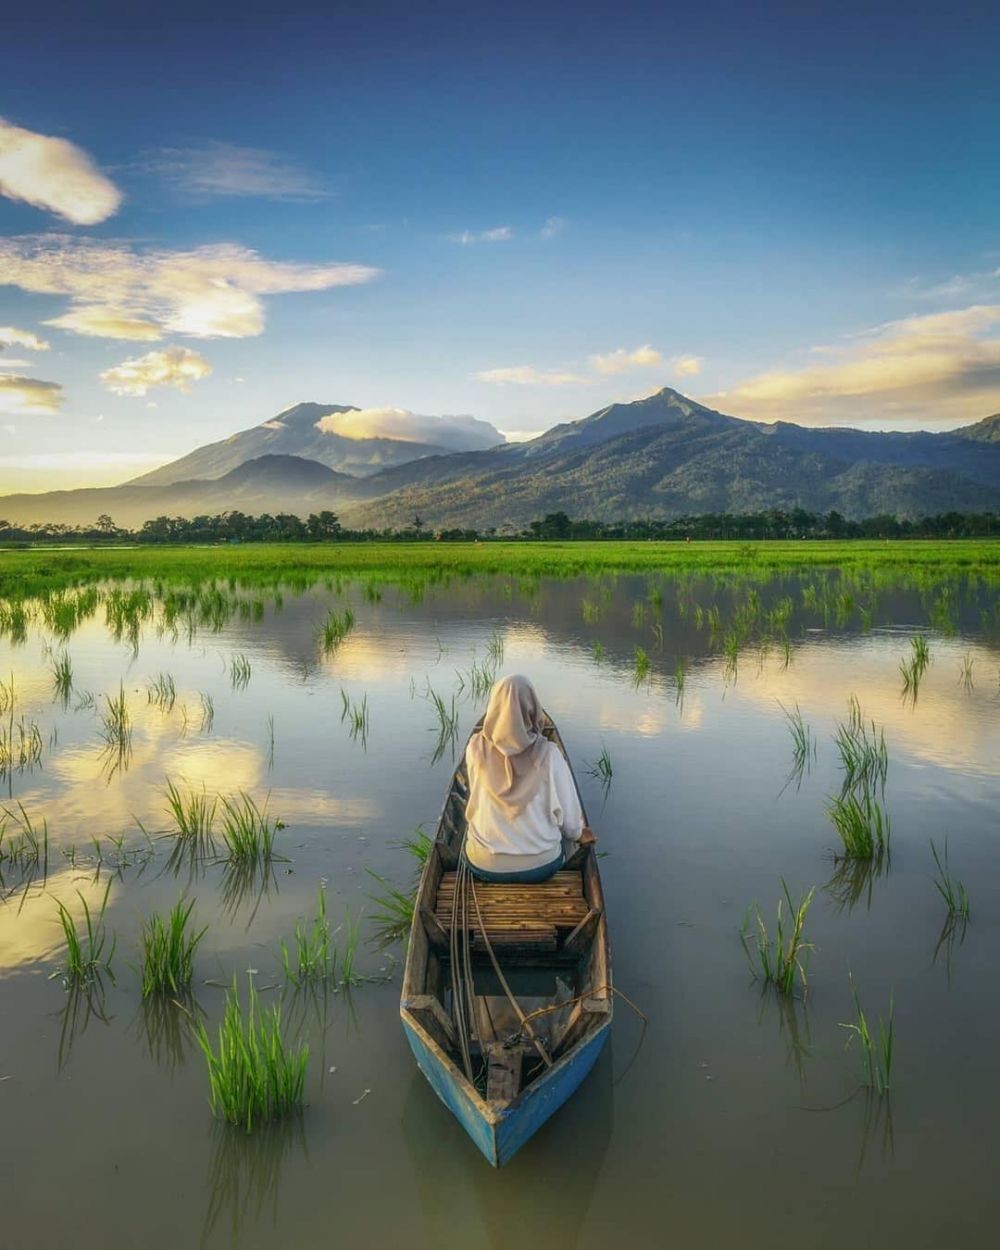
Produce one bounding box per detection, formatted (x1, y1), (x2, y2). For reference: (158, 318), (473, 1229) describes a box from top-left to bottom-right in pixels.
(400, 714), (612, 1167)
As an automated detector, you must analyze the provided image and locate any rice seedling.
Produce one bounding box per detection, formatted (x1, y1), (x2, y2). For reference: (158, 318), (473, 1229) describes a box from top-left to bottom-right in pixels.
(50, 651), (74, 702)
(633, 646), (651, 687)
(581, 598), (601, 625)
(0, 714), (44, 778)
(930, 838), (970, 923)
(265, 714), (275, 769)
(338, 909), (364, 986)
(366, 872), (415, 947)
(779, 701), (815, 771)
(280, 885), (335, 985)
(427, 684), (459, 763)
(631, 600), (646, 628)
(199, 692), (215, 733)
(56, 879), (116, 986)
(593, 640), (605, 663)
(485, 631), (504, 666)
(828, 783), (891, 859)
(587, 745), (613, 796)
(100, 683), (133, 757)
(339, 689), (370, 745)
(219, 792), (284, 865)
(741, 881), (815, 997)
(674, 659), (686, 706)
(834, 696), (888, 792)
(959, 653), (975, 692)
(0, 802), (48, 878)
(455, 656), (498, 701)
(840, 977), (893, 1095)
(74, 689), (97, 713)
(147, 671), (177, 711)
(194, 975), (308, 1131)
(395, 825), (433, 865)
(229, 653), (252, 690)
(164, 778), (218, 848)
(140, 897), (207, 996)
(320, 606), (355, 653)
(650, 621), (664, 651)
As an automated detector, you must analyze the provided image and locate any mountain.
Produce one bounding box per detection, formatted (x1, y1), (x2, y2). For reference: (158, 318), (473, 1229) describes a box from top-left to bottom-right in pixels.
(130, 401), (505, 485)
(339, 389), (1000, 528)
(1, 389), (998, 530)
(0, 455), (362, 530)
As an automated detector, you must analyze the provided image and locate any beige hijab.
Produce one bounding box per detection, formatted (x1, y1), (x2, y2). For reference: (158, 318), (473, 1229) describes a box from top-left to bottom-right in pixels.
(466, 674), (549, 817)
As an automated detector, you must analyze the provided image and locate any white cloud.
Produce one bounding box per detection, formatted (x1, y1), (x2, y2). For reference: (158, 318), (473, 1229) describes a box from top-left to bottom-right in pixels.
(0, 374), (63, 415)
(451, 226), (513, 245)
(540, 216), (566, 239)
(145, 141), (330, 201)
(100, 346), (212, 397)
(0, 235), (381, 339)
(0, 117), (121, 224)
(44, 305), (163, 341)
(0, 325), (49, 352)
(315, 407), (504, 450)
(708, 304), (1000, 425)
(473, 365), (587, 386)
(589, 344), (664, 375)
(673, 354), (703, 377)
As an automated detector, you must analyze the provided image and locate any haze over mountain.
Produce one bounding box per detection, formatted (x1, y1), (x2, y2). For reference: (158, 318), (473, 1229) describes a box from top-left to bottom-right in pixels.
(2, 389), (998, 531)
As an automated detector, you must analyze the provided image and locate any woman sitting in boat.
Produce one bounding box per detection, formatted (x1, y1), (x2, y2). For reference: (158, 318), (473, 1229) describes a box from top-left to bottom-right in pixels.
(464, 673), (596, 883)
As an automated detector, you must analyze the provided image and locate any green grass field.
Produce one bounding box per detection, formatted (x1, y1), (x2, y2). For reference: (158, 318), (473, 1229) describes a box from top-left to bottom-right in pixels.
(1, 539), (998, 597)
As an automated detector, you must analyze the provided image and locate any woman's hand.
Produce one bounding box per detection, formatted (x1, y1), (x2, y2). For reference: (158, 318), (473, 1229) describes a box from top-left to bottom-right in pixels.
(578, 826), (597, 846)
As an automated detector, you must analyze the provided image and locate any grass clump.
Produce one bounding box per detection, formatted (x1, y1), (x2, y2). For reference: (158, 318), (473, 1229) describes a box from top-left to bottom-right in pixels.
(280, 885), (334, 985)
(56, 879), (116, 986)
(320, 606), (355, 652)
(834, 696), (888, 791)
(0, 802), (49, 878)
(229, 653), (252, 690)
(633, 645), (651, 687)
(426, 684), (459, 764)
(194, 975), (308, 1131)
(219, 792), (284, 864)
(340, 689), (370, 745)
(828, 785), (891, 859)
(50, 651), (74, 702)
(930, 838), (970, 923)
(586, 744), (613, 796)
(741, 880), (815, 997)
(140, 897), (207, 996)
(164, 778), (217, 848)
(147, 671), (177, 711)
(367, 872), (415, 946)
(779, 701), (815, 771)
(840, 977), (893, 1094)
(100, 683), (133, 758)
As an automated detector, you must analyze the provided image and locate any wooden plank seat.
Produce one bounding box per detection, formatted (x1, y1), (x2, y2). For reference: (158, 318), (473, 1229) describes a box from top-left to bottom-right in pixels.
(434, 872), (589, 948)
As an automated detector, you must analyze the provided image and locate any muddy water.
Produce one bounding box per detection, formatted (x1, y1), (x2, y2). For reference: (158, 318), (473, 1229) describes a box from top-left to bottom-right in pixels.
(1, 571), (998, 1250)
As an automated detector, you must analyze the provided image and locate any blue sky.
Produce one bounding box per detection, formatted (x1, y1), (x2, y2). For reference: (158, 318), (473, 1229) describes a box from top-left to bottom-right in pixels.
(1, 0), (998, 489)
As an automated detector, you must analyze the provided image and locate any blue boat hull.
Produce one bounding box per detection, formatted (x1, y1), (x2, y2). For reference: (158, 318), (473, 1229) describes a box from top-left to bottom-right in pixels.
(401, 1012), (611, 1166)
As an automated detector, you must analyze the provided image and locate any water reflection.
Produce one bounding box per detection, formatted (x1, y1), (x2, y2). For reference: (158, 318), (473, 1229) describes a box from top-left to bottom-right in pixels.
(135, 992), (202, 1074)
(201, 1116), (309, 1250)
(824, 853), (890, 914)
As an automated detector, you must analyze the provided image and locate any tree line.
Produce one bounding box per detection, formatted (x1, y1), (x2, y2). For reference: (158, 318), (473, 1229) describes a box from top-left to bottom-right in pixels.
(0, 507), (996, 546)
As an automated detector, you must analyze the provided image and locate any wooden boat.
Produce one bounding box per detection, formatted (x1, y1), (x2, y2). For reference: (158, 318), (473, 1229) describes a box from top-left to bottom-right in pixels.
(400, 714), (612, 1167)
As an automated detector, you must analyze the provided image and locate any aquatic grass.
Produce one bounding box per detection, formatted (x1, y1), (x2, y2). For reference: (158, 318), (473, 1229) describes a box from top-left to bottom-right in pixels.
(930, 838), (970, 923)
(50, 651), (74, 702)
(455, 656), (499, 701)
(280, 885), (334, 985)
(485, 630), (504, 666)
(0, 802), (49, 879)
(581, 597), (601, 625)
(834, 696), (888, 792)
(339, 689), (370, 745)
(147, 671), (177, 711)
(395, 826), (432, 865)
(199, 692), (215, 733)
(366, 871), (416, 947)
(56, 879), (116, 986)
(426, 684), (459, 764)
(338, 909), (364, 986)
(650, 621), (664, 651)
(674, 659), (686, 705)
(900, 635), (931, 699)
(229, 654), (252, 690)
(164, 778), (218, 847)
(219, 792), (284, 865)
(779, 701), (815, 772)
(959, 653), (975, 691)
(140, 897), (207, 996)
(194, 975), (308, 1131)
(840, 978), (893, 1095)
(828, 784), (891, 859)
(593, 640), (605, 663)
(320, 606), (355, 653)
(632, 645), (651, 687)
(0, 714), (44, 777)
(741, 880), (815, 997)
(100, 683), (133, 757)
(586, 745), (613, 796)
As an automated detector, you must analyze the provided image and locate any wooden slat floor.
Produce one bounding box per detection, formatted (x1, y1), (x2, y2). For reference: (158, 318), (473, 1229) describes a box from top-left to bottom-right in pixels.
(435, 871), (589, 934)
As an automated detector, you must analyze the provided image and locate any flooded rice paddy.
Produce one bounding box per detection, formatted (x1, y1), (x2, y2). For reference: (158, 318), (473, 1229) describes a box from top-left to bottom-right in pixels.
(1, 564), (999, 1249)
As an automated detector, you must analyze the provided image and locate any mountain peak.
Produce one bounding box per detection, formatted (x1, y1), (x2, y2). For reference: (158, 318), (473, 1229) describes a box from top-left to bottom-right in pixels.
(529, 386), (730, 455)
(954, 412), (1000, 443)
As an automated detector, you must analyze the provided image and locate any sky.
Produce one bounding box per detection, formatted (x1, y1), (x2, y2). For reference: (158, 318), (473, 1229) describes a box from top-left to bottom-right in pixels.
(1, 0), (998, 492)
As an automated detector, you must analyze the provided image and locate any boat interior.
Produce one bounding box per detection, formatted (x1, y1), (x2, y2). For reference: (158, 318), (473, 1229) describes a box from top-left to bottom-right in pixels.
(402, 724), (611, 1104)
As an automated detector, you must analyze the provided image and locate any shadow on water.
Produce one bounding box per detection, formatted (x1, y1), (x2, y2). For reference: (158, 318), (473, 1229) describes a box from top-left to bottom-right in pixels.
(755, 988), (812, 1087)
(55, 979), (114, 1070)
(200, 1115), (309, 1250)
(401, 1042), (614, 1250)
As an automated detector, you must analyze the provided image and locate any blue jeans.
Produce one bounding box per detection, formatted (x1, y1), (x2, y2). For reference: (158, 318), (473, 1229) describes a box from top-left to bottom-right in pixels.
(467, 852), (564, 884)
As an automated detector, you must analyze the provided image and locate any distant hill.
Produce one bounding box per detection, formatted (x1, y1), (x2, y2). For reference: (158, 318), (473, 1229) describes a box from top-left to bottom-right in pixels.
(130, 401), (506, 485)
(1, 389), (998, 530)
